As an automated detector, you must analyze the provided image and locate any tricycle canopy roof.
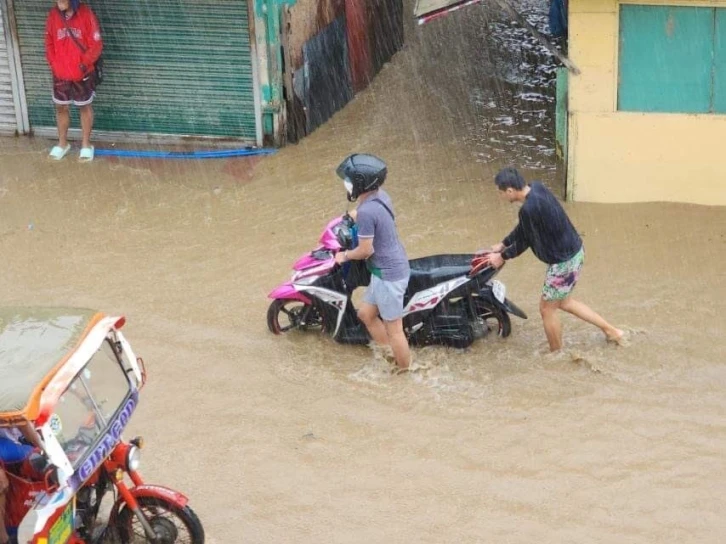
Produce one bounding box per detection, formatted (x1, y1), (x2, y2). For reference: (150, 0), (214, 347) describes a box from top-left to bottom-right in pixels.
(0, 307), (121, 423)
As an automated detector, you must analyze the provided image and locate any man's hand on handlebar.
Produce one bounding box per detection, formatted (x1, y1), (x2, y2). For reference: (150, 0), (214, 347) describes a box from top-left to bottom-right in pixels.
(487, 252), (505, 269)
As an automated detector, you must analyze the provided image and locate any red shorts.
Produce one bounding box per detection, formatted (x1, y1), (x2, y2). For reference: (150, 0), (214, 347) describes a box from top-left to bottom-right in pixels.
(52, 76), (95, 106)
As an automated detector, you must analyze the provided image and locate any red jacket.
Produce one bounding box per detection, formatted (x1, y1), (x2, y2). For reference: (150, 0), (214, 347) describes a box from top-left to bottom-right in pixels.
(45, 4), (102, 82)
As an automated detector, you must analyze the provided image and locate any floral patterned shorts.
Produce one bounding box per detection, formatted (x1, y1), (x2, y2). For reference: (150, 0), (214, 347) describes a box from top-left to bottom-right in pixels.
(542, 247), (585, 301)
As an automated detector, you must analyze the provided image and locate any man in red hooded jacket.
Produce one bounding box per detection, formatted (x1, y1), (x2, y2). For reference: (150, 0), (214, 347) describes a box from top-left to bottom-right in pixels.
(45, 0), (102, 161)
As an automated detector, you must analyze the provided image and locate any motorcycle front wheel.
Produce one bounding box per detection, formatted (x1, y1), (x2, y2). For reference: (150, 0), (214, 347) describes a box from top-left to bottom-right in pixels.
(472, 297), (512, 338)
(116, 497), (205, 544)
(267, 299), (322, 334)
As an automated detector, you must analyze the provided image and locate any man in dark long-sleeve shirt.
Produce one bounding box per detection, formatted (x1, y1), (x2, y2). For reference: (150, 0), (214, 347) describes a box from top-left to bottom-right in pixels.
(484, 167), (623, 351)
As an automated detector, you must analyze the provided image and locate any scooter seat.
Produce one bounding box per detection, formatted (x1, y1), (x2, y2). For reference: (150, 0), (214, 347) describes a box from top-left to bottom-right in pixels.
(406, 255), (475, 295)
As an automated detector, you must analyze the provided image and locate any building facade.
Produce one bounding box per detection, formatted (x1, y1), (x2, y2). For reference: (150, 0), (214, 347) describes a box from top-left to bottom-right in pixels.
(566, 0), (726, 205)
(0, 0), (402, 146)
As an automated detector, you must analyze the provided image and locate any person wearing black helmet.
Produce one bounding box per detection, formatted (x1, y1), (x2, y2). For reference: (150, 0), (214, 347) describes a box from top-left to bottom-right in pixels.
(334, 154), (412, 371)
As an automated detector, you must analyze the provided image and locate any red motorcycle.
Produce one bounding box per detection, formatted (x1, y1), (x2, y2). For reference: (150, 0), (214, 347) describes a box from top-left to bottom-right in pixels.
(1, 307), (204, 543)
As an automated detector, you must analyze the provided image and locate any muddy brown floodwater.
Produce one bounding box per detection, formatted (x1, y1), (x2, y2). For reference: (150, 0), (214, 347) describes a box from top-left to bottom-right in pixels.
(1, 1), (725, 542)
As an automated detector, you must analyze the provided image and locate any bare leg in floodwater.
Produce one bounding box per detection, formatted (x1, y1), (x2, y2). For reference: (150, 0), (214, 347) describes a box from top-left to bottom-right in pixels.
(383, 318), (411, 370)
(540, 297), (624, 352)
(358, 303), (411, 370)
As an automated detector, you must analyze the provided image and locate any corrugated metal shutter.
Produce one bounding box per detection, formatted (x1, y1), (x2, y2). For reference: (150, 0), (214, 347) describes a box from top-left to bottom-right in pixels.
(0, 2), (20, 134)
(13, 0), (259, 140)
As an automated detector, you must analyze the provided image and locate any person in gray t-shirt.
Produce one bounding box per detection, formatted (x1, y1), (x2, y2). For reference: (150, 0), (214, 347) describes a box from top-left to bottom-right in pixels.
(334, 154), (412, 371)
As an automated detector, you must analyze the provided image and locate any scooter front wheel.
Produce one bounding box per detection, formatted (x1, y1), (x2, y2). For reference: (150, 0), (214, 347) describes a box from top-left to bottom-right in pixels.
(267, 299), (323, 334)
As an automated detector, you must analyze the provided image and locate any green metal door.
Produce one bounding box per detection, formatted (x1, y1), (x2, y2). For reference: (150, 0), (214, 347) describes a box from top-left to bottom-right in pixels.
(714, 8), (726, 113)
(618, 5), (713, 113)
(12, 0), (259, 141)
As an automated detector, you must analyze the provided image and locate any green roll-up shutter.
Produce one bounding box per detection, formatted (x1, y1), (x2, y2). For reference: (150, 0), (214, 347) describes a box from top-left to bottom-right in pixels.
(13, 0), (258, 140)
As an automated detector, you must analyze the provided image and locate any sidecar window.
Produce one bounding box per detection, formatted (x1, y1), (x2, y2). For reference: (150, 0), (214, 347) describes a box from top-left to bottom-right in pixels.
(51, 340), (131, 466)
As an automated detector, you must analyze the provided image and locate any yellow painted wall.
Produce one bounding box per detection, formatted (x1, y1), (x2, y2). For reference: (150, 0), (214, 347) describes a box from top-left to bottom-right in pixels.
(567, 0), (726, 205)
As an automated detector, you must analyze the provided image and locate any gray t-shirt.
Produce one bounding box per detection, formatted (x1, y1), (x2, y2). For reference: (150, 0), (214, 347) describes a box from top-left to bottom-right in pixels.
(356, 189), (410, 281)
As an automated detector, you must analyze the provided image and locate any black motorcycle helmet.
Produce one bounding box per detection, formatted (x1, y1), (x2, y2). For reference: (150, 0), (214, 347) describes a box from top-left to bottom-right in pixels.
(336, 153), (387, 202)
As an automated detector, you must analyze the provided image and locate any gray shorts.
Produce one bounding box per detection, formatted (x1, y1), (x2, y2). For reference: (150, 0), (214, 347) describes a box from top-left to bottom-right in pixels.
(362, 275), (409, 321)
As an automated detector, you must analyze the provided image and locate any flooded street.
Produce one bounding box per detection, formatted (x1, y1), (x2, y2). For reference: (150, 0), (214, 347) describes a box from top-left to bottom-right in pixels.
(1, 1), (726, 542)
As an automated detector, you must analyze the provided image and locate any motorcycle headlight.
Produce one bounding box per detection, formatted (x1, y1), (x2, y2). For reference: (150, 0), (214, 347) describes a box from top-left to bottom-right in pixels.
(126, 446), (141, 472)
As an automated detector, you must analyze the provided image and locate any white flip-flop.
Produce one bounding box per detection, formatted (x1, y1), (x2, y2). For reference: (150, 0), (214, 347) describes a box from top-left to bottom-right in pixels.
(49, 144), (71, 160)
(78, 146), (95, 162)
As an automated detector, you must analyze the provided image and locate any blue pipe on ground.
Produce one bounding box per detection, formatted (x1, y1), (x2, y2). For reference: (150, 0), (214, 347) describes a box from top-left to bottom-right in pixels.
(95, 147), (277, 159)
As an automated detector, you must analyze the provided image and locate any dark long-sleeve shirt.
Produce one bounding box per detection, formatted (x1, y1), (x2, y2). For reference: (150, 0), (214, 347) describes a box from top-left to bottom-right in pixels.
(501, 182), (582, 265)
